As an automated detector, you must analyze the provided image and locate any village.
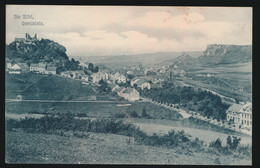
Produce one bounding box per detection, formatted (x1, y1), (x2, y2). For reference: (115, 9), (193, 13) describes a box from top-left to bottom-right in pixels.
(5, 6), (253, 165)
(5, 54), (252, 136)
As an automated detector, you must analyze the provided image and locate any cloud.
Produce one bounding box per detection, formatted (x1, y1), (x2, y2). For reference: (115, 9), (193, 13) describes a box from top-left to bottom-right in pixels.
(127, 11), (205, 30)
(6, 6), (252, 56)
(44, 30), (160, 56)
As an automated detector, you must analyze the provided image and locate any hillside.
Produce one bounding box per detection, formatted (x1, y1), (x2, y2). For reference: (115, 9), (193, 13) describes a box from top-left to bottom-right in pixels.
(159, 52), (196, 66)
(197, 44), (252, 65)
(6, 38), (69, 63)
(5, 73), (96, 100)
(6, 125), (251, 164)
(5, 35), (85, 73)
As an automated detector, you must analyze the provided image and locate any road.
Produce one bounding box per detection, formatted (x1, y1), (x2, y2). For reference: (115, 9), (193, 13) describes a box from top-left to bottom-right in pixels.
(5, 98), (149, 103)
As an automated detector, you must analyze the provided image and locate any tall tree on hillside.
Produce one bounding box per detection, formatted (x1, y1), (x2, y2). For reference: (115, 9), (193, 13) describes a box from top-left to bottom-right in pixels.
(93, 66), (99, 73)
(142, 107), (148, 117)
(88, 63), (94, 71)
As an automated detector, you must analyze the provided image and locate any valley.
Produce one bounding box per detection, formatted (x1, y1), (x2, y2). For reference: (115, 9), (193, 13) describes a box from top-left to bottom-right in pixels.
(5, 36), (252, 165)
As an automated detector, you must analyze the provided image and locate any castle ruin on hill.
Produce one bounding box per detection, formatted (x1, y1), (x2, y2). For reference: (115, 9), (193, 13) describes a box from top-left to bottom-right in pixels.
(15, 33), (38, 43)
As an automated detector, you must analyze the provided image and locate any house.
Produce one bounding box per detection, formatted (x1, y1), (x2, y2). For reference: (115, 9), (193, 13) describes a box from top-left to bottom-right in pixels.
(91, 71), (109, 83)
(6, 58), (12, 71)
(126, 70), (134, 75)
(9, 64), (21, 74)
(16, 94), (23, 100)
(111, 72), (126, 83)
(61, 71), (75, 78)
(179, 70), (186, 77)
(81, 75), (89, 81)
(131, 78), (151, 90)
(74, 70), (86, 79)
(115, 87), (126, 96)
(120, 88), (139, 101)
(45, 66), (57, 75)
(17, 63), (30, 73)
(226, 102), (252, 129)
(130, 78), (140, 87)
(38, 63), (47, 73)
(30, 63), (46, 73)
(117, 74), (127, 83)
(135, 79), (151, 90)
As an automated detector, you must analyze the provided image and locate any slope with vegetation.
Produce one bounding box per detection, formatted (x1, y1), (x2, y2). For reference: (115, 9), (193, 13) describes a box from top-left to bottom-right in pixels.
(6, 114), (251, 164)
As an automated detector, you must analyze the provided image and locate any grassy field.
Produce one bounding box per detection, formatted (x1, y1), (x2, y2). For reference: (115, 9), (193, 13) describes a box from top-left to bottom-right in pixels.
(5, 101), (182, 120)
(5, 130), (251, 165)
(189, 62), (251, 100)
(5, 71), (252, 165)
(6, 73), (97, 100)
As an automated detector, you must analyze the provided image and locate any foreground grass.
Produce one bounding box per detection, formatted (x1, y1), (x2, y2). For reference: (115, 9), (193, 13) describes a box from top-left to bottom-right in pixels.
(5, 115), (251, 164)
(6, 130), (251, 165)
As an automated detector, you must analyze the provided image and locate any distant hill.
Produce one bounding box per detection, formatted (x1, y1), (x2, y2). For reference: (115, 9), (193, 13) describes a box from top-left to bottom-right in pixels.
(158, 52), (196, 66)
(81, 51), (203, 67)
(197, 44), (252, 65)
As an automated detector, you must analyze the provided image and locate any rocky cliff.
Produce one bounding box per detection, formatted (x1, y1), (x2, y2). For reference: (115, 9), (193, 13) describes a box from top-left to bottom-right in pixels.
(197, 44), (252, 64)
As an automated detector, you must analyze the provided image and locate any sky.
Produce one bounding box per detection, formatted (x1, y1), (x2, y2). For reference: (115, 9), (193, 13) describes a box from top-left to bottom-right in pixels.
(6, 5), (252, 57)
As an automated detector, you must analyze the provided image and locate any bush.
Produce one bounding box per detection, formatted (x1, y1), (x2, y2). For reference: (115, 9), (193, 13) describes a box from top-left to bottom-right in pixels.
(114, 113), (126, 118)
(226, 135), (241, 150)
(209, 138), (222, 149)
(126, 111), (138, 118)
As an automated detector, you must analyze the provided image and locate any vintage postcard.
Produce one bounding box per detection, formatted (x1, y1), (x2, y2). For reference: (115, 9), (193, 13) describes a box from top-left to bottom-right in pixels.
(5, 5), (252, 165)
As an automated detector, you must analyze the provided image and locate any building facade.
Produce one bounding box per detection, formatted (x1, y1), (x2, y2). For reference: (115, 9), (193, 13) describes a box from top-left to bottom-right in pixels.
(226, 102), (252, 129)
(91, 71), (109, 83)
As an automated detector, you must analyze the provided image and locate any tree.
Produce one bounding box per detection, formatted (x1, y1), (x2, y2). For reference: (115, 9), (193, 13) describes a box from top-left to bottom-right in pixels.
(210, 138), (222, 149)
(226, 136), (232, 148)
(93, 66), (99, 73)
(88, 63), (94, 71)
(231, 136), (241, 150)
(99, 79), (110, 93)
(142, 107), (148, 117)
(226, 135), (241, 150)
(127, 74), (134, 80)
(235, 98), (240, 104)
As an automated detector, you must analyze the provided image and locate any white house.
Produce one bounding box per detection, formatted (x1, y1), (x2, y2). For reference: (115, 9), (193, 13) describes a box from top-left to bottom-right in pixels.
(45, 66), (57, 75)
(9, 64), (22, 74)
(91, 71), (109, 83)
(226, 102), (252, 129)
(17, 63), (30, 73)
(131, 78), (151, 90)
(30, 63), (46, 73)
(111, 72), (126, 83)
(61, 71), (75, 78)
(115, 87), (126, 96)
(126, 70), (134, 75)
(6, 59), (12, 71)
(120, 88), (139, 101)
(81, 75), (89, 81)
